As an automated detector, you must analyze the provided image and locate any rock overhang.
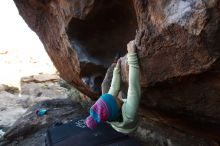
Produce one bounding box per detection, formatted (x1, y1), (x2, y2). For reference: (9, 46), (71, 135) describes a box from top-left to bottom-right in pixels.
(66, 0), (137, 92)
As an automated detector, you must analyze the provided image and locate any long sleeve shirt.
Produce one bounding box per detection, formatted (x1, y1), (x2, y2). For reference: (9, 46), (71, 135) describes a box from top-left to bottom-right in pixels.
(108, 52), (141, 134)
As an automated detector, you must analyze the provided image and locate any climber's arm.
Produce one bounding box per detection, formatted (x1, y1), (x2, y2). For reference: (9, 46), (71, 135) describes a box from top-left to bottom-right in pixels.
(109, 41), (141, 134)
(102, 64), (115, 94)
(108, 62), (121, 98)
(122, 41), (141, 121)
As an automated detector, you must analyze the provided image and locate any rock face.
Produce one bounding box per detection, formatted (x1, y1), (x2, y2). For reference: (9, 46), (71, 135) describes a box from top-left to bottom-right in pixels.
(0, 91), (27, 128)
(13, 0), (220, 145)
(0, 74), (87, 145)
(4, 99), (85, 140)
(0, 74), (68, 139)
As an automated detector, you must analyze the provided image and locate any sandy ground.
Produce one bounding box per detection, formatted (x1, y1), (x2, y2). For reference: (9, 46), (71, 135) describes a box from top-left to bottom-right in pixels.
(0, 47), (56, 87)
(0, 1), (56, 87)
(0, 46), (57, 137)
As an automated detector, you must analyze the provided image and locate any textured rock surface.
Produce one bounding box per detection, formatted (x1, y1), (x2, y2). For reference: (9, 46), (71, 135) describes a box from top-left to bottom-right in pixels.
(134, 109), (220, 146)
(13, 0), (98, 98)
(0, 74), (90, 145)
(0, 74), (69, 139)
(20, 74), (68, 99)
(13, 0), (220, 145)
(3, 99), (85, 140)
(1, 99), (86, 146)
(0, 84), (19, 94)
(132, 0), (220, 86)
(0, 91), (27, 128)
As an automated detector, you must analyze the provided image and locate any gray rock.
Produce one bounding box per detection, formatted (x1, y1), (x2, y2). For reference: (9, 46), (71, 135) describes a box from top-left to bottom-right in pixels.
(0, 84), (19, 94)
(21, 74), (60, 83)
(20, 82), (68, 99)
(4, 98), (85, 141)
(0, 91), (27, 128)
(12, 0), (220, 145)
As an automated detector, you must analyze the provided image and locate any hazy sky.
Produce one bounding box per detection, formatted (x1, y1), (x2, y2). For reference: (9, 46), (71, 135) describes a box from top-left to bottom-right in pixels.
(0, 1), (56, 86)
(0, 1), (44, 51)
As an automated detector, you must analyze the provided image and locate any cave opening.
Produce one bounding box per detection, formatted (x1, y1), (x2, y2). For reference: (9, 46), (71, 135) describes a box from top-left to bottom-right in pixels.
(67, 0), (137, 92)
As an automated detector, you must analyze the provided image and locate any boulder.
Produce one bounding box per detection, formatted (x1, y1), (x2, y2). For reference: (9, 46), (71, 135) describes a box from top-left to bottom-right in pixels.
(21, 74), (60, 83)
(3, 98), (86, 140)
(0, 91), (27, 128)
(13, 0), (220, 145)
(20, 75), (68, 99)
(0, 74), (70, 137)
(0, 84), (19, 94)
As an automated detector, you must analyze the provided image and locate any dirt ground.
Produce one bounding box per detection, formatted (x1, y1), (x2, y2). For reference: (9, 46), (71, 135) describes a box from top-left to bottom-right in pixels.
(0, 47), (56, 87)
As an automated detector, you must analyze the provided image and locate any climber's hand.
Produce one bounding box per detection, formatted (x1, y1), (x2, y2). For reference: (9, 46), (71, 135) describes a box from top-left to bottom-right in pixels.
(127, 40), (136, 53)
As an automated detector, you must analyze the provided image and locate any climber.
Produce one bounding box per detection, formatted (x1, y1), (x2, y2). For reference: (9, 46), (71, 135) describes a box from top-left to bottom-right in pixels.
(86, 40), (141, 134)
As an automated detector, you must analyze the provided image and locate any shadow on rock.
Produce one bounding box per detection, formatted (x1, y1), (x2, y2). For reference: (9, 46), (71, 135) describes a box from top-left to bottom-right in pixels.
(3, 98), (86, 141)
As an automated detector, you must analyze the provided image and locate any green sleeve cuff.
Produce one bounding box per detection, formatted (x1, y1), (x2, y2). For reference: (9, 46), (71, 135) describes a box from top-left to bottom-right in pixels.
(127, 53), (139, 68)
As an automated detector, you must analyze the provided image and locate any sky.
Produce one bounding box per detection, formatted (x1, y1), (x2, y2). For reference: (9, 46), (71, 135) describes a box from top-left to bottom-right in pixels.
(0, 1), (56, 86)
(0, 1), (44, 51)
